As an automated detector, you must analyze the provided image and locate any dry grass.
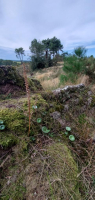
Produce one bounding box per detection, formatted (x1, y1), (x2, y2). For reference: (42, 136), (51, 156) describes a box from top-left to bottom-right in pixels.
(91, 84), (95, 93)
(33, 62), (91, 92)
(41, 77), (60, 90)
(33, 62), (65, 91)
(34, 71), (53, 81)
(77, 75), (89, 86)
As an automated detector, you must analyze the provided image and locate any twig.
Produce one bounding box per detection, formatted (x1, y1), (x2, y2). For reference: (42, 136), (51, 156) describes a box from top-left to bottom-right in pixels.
(0, 155), (11, 168)
(23, 63), (31, 136)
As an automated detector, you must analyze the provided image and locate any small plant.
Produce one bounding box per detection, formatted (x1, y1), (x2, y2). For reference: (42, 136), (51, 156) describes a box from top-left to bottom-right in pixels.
(32, 105), (37, 109)
(64, 127), (71, 136)
(0, 120), (5, 130)
(66, 127), (71, 131)
(41, 111), (47, 115)
(49, 133), (54, 137)
(65, 127), (75, 141)
(42, 126), (50, 133)
(30, 136), (36, 142)
(37, 118), (42, 123)
(6, 93), (12, 99)
(69, 135), (75, 141)
(0, 120), (4, 124)
(0, 124), (5, 130)
(64, 131), (68, 135)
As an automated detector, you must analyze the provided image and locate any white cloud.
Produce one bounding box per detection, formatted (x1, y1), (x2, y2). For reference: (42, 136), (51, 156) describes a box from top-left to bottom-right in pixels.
(0, 0), (95, 54)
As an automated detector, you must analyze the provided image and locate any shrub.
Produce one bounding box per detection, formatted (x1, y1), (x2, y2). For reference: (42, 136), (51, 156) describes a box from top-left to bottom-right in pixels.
(60, 56), (86, 84)
(63, 56), (85, 74)
(74, 46), (87, 58)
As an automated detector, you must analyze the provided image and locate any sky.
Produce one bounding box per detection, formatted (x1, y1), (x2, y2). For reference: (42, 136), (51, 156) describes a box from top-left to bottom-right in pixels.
(0, 0), (95, 60)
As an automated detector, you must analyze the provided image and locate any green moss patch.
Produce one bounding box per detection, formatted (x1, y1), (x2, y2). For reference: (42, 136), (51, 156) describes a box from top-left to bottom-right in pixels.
(24, 142), (81, 200)
(0, 108), (28, 149)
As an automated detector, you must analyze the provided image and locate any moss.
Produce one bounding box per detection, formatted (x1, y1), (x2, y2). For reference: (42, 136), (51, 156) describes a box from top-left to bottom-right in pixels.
(1, 172), (26, 200)
(90, 95), (95, 107)
(47, 143), (81, 199)
(55, 104), (64, 112)
(0, 108), (29, 148)
(78, 96), (84, 106)
(28, 78), (43, 91)
(0, 133), (17, 149)
(78, 113), (86, 124)
(0, 108), (27, 133)
(24, 142), (81, 200)
(23, 94), (48, 111)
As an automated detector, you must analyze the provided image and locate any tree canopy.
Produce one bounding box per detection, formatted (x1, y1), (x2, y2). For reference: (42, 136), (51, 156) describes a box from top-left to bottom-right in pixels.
(42, 37), (63, 57)
(74, 46), (87, 58)
(29, 37), (63, 70)
(29, 39), (44, 57)
(15, 47), (25, 63)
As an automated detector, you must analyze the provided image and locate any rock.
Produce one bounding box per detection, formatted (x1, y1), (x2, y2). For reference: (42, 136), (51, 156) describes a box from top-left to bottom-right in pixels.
(52, 84), (85, 95)
(50, 111), (61, 119)
(64, 104), (69, 111)
(87, 91), (92, 96)
(87, 97), (92, 105)
(50, 111), (66, 127)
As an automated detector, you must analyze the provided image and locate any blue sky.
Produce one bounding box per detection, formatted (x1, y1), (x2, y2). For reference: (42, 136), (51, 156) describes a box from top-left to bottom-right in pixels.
(0, 0), (95, 60)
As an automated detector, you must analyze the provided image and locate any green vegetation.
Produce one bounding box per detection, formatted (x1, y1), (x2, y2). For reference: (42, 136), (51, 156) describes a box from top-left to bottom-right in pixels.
(69, 135), (75, 141)
(15, 47), (25, 64)
(0, 42), (95, 199)
(60, 55), (86, 84)
(74, 46), (87, 58)
(0, 83), (95, 199)
(29, 37), (63, 70)
(42, 126), (50, 133)
(0, 59), (21, 66)
(60, 48), (95, 85)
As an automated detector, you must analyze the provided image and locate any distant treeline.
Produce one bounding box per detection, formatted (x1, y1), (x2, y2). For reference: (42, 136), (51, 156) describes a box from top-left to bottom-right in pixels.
(0, 59), (29, 66)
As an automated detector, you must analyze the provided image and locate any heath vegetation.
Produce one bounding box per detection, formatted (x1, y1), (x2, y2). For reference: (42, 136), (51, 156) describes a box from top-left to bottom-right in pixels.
(0, 42), (95, 199)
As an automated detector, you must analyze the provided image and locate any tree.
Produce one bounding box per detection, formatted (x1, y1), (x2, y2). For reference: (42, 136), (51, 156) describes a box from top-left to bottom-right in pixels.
(15, 47), (25, 63)
(29, 39), (45, 70)
(42, 38), (51, 59)
(42, 37), (63, 58)
(29, 39), (44, 57)
(29, 37), (63, 70)
(74, 46), (87, 58)
(49, 37), (63, 57)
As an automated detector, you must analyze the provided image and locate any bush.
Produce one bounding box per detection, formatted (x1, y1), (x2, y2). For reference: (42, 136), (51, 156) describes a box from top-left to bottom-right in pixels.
(60, 73), (77, 84)
(74, 46), (87, 58)
(60, 56), (87, 84)
(63, 56), (85, 74)
(31, 55), (54, 71)
(31, 56), (45, 71)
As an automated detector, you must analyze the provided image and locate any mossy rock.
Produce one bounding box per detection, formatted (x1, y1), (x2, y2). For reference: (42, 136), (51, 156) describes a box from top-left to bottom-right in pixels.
(25, 142), (81, 200)
(0, 108), (28, 148)
(0, 108), (27, 133)
(0, 66), (43, 99)
(0, 92), (49, 149)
